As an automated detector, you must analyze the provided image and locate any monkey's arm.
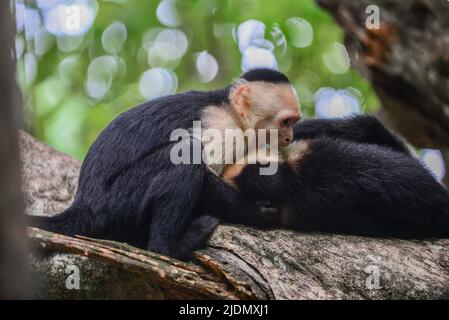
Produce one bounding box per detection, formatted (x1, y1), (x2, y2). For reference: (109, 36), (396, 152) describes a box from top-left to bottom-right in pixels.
(222, 162), (293, 204)
(294, 115), (410, 155)
(200, 171), (281, 228)
(141, 163), (278, 260)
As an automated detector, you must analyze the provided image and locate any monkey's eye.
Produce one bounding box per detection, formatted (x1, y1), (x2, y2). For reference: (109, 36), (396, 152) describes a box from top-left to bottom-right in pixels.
(281, 116), (299, 127)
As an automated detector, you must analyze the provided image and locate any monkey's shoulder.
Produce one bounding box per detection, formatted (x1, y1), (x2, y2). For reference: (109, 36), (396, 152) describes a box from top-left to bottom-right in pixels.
(116, 89), (228, 123)
(88, 88), (230, 150)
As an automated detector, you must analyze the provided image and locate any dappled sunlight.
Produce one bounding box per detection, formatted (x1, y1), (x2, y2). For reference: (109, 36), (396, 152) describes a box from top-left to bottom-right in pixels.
(139, 67), (178, 100)
(42, 0), (97, 36)
(156, 0), (181, 28)
(15, 0), (384, 159)
(420, 149), (446, 182)
(195, 51), (219, 83)
(285, 17), (313, 48)
(315, 87), (361, 119)
(322, 42), (351, 74)
(101, 21), (127, 55)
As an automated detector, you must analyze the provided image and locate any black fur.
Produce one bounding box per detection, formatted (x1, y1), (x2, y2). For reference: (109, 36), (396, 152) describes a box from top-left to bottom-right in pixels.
(230, 115), (449, 238)
(241, 68), (291, 84)
(28, 70), (289, 260)
(293, 115), (410, 155)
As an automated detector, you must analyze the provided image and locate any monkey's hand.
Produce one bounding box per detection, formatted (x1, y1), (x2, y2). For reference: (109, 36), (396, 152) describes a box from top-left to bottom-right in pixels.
(250, 200), (282, 229)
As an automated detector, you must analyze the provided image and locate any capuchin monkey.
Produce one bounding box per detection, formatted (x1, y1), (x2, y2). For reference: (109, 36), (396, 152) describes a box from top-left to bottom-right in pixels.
(29, 68), (300, 260)
(223, 115), (449, 238)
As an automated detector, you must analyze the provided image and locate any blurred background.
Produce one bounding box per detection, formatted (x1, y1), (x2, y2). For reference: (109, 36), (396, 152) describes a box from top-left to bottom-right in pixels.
(14, 0), (446, 181)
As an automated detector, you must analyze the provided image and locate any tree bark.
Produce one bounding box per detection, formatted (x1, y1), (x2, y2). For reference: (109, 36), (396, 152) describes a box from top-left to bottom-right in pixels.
(23, 131), (449, 299)
(0, 0), (30, 299)
(317, 0), (449, 184)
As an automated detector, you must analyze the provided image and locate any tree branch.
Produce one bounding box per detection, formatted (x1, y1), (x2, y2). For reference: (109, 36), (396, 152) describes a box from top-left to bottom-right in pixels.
(23, 131), (449, 299)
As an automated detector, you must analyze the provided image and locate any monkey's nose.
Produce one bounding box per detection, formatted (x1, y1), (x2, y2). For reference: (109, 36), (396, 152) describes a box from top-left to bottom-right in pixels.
(280, 137), (291, 147)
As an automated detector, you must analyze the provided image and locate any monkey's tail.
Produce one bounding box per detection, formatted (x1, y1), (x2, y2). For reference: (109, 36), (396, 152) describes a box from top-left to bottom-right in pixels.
(27, 205), (87, 237)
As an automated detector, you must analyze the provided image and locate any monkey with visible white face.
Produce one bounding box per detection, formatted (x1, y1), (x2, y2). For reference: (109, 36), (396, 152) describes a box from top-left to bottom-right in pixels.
(29, 69), (300, 260)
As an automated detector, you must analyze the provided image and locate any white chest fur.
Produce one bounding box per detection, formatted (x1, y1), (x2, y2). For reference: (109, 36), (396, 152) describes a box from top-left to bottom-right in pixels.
(200, 105), (242, 176)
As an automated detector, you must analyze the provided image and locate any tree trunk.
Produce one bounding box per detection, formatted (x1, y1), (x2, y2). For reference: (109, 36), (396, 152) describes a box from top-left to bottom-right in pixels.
(317, 0), (449, 184)
(23, 131), (449, 299)
(0, 0), (30, 299)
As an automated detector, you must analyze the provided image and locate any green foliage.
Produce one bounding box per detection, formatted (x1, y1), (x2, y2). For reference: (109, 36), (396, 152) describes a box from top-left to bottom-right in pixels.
(17, 0), (379, 159)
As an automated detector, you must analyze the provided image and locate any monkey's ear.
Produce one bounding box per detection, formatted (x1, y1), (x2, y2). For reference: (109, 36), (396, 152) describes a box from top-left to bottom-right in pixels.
(231, 84), (251, 116)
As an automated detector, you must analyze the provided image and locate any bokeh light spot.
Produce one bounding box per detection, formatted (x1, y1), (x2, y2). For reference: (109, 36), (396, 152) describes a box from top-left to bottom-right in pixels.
(241, 46), (278, 72)
(285, 17), (313, 48)
(154, 29), (188, 61)
(322, 42), (351, 74)
(58, 55), (81, 85)
(34, 28), (55, 56)
(15, 2), (26, 33)
(24, 53), (38, 85)
(102, 21), (127, 54)
(196, 51), (219, 83)
(139, 68), (178, 101)
(57, 34), (85, 52)
(296, 83), (315, 104)
(420, 149), (446, 181)
(85, 55), (118, 100)
(315, 88), (361, 118)
(237, 19), (266, 53)
(156, 0), (181, 28)
(270, 23), (287, 56)
(15, 35), (25, 59)
(43, 0), (98, 37)
(24, 7), (42, 40)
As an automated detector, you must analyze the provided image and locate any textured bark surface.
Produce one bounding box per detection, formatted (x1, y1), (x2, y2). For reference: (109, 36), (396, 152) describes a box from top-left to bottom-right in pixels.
(23, 131), (449, 299)
(20, 131), (80, 218)
(317, 0), (449, 184)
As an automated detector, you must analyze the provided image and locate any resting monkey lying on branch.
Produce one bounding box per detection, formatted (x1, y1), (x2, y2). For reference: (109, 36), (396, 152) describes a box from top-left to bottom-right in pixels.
(224, 115), (449, 238)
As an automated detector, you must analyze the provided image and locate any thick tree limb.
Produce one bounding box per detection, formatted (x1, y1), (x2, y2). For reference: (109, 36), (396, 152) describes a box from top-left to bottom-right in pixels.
(28, 228), (240, 299)
(22, 131), (449, 299)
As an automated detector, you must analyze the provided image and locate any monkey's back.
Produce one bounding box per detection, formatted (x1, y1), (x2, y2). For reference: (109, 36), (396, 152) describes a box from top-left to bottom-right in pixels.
(234, 137), (449, 238)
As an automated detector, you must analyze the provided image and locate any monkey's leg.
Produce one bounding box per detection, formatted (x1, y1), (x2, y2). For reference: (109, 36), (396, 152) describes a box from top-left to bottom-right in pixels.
(295, 115), (410, 155)
(175, 215), (220, 260)
(142, 165), (206, 259)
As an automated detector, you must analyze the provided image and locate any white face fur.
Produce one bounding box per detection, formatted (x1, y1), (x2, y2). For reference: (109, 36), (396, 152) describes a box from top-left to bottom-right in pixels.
(199, 80), (301, 176)
(230, 81), (301, 148)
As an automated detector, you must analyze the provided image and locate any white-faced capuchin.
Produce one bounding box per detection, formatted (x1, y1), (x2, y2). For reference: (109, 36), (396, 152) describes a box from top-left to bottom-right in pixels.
(28, 68), (301, 260)
(223, 115), (449, 238)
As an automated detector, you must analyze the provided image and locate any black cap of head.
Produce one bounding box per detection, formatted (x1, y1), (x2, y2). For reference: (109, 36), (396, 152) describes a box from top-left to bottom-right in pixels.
(241, 68), (290, 84)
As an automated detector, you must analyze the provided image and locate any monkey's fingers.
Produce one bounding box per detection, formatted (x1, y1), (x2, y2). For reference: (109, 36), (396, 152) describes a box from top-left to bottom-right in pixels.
(258, 206), (278, 215)
(253, 205), (282, 228)
(255, 200), (273, 207)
